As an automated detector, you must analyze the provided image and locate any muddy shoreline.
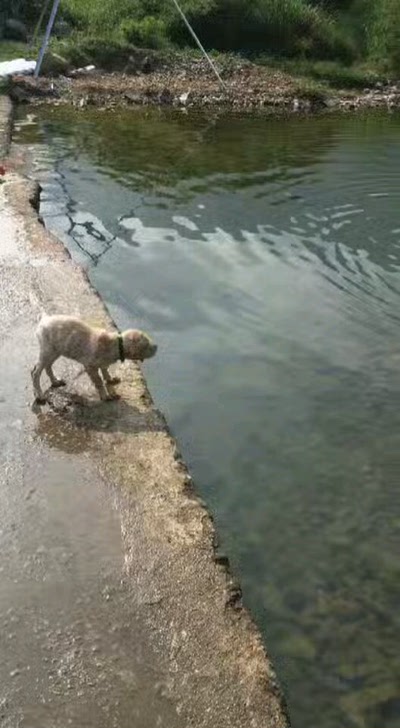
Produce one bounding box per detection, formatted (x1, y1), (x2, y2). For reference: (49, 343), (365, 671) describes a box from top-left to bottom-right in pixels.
(8, 55), (400, 113)
(0, 92), (290, 727)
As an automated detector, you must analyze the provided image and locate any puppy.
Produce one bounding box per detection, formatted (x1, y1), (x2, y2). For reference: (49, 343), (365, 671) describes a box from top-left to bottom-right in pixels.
(32, 315), (157, 403)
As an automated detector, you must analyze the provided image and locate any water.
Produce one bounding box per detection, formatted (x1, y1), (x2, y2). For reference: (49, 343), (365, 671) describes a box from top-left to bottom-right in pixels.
(14, 107), (400, 728)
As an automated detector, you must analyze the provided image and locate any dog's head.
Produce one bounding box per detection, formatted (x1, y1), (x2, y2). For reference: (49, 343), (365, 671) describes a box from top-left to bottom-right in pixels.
(123, 329), (158, 362)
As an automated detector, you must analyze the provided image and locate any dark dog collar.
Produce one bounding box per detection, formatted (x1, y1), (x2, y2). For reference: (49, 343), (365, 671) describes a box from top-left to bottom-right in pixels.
(118, 333), (125, 362)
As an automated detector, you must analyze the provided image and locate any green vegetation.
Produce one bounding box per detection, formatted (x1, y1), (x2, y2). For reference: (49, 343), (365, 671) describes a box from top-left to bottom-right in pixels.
(1, 0), (400, 78)
(368, 0), (400, 73)
(0, 41), (28, 62)
(260, 57), (383, 90)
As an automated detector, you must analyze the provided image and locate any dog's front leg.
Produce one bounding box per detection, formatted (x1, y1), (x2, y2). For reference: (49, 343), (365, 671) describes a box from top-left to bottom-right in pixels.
(46, 363), (66, 389)
(101, 367), (121, 386)
(86, 367), (119, 401)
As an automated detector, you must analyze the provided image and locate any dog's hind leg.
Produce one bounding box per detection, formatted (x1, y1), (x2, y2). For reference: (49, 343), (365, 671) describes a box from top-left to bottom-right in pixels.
(31, 358), (46, 403)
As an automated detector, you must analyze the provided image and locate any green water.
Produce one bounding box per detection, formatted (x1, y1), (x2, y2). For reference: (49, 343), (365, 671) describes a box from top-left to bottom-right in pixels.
(15, 107), (400, 728)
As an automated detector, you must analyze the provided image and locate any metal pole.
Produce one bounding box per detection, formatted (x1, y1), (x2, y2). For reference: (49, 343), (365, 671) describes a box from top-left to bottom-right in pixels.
(34, 0), (61, 78)
(170, 0), (227, 91)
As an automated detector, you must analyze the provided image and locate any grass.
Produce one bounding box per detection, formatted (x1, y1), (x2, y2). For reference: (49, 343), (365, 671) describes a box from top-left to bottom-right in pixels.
(257, 56), (386, 90)
(60, 0), (357, 61)
(2, 0), (400, 76)
(299, 61), (384, 89)
(0, 41), (31, 62)
(49, 34), (138, 70)
(0, 34), (149, 74)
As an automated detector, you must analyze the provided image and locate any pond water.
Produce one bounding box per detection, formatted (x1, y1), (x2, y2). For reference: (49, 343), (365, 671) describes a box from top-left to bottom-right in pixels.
(14, 106), (400, 728)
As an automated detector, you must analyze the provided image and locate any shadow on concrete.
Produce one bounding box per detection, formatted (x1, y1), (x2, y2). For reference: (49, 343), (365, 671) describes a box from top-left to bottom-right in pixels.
(32, 388), (166, 455)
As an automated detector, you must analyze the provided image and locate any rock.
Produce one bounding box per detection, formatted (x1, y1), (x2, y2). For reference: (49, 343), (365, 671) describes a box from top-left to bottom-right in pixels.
(324, 96), (339, 109)
(4, 19), (28, 42)
(77, 65), (96, 75)
(141, 56), (154, 74)
(179, 91), (190, 106)
(159, 88), (173, 104)
(123, 92), (143, 104)
(40, 52), (71, 77)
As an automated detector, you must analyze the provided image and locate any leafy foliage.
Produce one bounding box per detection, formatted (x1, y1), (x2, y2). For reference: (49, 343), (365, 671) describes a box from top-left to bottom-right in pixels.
(1, 0), (400, 74)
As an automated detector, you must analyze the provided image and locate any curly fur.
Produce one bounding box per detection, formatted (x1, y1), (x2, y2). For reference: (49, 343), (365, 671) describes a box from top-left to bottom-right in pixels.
(32, 315), (157, 403)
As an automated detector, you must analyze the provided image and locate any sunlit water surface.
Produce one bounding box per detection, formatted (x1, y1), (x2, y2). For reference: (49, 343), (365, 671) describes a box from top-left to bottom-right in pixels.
(15, 107), (400, 728)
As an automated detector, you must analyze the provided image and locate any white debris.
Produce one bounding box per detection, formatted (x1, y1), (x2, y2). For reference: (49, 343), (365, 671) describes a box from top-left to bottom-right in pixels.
(0, 58), (36, 79)
(74, 65), (96, 75)
(179, 91), (190, 105)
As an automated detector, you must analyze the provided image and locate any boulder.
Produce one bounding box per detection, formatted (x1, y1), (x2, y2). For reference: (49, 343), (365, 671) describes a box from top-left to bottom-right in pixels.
(40, 51), (71, 77)
(4, 18), (28, 42)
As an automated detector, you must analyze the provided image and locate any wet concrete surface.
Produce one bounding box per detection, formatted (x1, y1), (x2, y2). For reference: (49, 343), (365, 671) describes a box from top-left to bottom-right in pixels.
(0, 191), (182, 728)
(0, 95), (289, 728)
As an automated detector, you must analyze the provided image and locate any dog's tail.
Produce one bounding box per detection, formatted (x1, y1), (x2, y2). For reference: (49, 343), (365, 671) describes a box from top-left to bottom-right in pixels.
(29, 292), (45, 323)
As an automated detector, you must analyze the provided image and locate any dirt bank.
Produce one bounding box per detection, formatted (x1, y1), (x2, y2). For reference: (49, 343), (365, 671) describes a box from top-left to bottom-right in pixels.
(7, 54), (400, 113)
(0, 93), (289, 727)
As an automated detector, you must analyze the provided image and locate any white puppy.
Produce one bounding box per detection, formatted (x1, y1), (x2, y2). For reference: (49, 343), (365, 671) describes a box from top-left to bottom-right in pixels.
(32, 315), (157, 403)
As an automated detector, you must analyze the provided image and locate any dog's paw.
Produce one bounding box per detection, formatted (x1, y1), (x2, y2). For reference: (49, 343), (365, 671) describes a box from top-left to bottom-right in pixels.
(51, 379), (66, 389)
(103, 392), (121, 402)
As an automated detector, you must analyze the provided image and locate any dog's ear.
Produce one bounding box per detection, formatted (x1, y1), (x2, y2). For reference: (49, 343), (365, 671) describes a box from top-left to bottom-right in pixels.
(124, 330), (143, 342)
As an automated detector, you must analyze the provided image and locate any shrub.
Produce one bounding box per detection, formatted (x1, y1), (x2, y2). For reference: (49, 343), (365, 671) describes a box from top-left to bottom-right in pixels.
(367, 0), (400, 73)
(62, 0), (134, 33)
(10, 0), (395, 71)
(120, 16), (168, 49)
(165, 0), (356, 62)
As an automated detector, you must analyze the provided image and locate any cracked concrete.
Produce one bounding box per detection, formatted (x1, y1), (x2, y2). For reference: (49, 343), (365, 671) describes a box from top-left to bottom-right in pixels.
(0, 95), (289, 728)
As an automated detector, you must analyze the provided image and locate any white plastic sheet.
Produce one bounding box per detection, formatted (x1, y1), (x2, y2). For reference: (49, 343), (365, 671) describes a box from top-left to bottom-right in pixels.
(0, 58), (36, 78)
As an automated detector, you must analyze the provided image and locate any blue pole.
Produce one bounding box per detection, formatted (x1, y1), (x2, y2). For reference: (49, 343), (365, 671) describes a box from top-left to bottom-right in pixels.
(34, 0), (61, 78)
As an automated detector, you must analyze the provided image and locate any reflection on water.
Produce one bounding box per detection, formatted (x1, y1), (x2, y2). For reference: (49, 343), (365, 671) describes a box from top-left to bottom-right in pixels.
(15, 107), (400, 728)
